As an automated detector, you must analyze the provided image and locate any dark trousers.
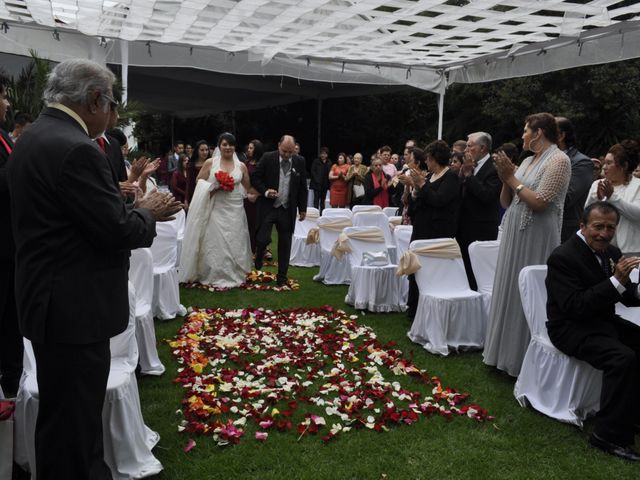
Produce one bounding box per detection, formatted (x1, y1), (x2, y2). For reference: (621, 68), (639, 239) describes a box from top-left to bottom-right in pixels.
(407, 274), (418, 318)
(256, 206), (293, 284)
(312, 188), (327, 214)
(0, 260), (23, 395)
(33, 340), (112, 480)
(458, 239), (477, 291)
(561, 322), (640, 446)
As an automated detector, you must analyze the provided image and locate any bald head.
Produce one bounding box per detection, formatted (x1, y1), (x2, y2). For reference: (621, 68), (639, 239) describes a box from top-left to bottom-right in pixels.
(278, 135), (296, 161)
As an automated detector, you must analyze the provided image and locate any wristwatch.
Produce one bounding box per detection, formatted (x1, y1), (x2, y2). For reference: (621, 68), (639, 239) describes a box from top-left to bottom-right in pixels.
(515, 184), (525, 195)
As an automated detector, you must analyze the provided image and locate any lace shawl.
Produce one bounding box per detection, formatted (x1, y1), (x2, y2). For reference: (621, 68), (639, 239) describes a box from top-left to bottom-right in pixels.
(513, 145), (571, 230)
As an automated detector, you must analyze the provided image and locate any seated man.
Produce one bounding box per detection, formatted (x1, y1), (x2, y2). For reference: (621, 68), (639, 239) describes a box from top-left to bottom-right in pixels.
(546, 201), (640, 461)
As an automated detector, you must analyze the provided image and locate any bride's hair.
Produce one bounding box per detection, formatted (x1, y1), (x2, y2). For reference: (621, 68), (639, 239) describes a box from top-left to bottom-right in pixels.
(218, 132), (236, 147)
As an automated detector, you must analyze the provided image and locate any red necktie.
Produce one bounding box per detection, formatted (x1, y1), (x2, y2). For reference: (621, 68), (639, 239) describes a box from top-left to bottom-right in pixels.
(97, 137), (106, 153)
(0, 134), (11, 155)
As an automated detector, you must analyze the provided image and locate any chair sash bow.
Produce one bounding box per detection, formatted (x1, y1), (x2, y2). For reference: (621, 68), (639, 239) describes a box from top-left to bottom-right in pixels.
(396, 239), (462, 276)
(331, 229), (385, 260)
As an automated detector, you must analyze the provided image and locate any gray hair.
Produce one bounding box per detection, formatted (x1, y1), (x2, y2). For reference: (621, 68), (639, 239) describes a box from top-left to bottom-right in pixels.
(468, 132), (492, 152)
(44, 59), (116, 108)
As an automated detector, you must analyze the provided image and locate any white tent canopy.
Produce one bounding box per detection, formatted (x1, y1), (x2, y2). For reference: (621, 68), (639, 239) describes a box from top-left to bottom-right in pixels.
(1, 1), (639, 90)
(1, 1), (639, 131)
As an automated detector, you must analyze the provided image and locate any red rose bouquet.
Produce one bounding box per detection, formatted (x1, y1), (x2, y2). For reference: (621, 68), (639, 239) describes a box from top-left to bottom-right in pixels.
(214, 170), (235, 192)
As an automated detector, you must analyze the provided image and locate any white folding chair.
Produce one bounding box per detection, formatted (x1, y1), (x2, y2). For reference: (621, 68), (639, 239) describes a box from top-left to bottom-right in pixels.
(514, 265), (602, 427)
(312, 215), (352, 285)
(468, 240), (500, 318)
(149, 218), (185, 320)
(407, 239), (487, 355)
(383, 207), (398, 218)
(290, 207), (321, 267)
(129, 248), (165, 376)
(353, 211), (397, 263)
(174, 208), (186, 267)
(352, 205), (382, 214)
(393, 225), (413, 309)
(322, 207), (353, 218)
(616, 268), (640, 326)
(14, 283), (163, 479)
(343, 226), (404, 312)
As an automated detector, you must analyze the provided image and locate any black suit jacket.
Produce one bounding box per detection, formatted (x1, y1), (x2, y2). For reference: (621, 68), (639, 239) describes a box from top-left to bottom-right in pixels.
(8, 107), (156, 344)
(250, 151), (308, 227)
(457, 158), (501, 246)
(408, 169), (460, 241)
(561, 147), (593, 242)
(0, 128), (15, 262)
(546, 234), (640, 355)
(104, 133), (128, 183)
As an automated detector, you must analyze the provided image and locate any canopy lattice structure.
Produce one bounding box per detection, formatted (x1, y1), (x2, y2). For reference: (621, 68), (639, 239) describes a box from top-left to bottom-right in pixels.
(1, 1), (639, 128)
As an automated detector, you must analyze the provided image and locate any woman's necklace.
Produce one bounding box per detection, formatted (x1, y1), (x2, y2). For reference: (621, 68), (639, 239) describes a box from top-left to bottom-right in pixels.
(430, 166), (449, 182)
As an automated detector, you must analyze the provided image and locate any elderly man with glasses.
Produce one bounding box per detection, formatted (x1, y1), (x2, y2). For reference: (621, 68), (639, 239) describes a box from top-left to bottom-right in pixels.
(8, 59), (181, 479)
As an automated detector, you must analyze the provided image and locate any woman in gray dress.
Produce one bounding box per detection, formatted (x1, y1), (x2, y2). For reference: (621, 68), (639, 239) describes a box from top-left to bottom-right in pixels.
(483, 113), (571, 376)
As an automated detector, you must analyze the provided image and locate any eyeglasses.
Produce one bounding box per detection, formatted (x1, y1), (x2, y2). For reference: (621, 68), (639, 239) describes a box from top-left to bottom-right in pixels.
(101, 93), (119, 110)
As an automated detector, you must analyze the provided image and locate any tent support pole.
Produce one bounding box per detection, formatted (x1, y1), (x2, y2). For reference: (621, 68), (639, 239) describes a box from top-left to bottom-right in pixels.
(437, 91), (445, 140)
(120, 40), (128, 106)
(316, 97), (322, 155)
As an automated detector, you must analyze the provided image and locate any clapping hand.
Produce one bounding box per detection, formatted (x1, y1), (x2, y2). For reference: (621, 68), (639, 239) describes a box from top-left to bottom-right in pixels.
(142, 158), (161, 176)
(119, 181), (142, 200)
(409, 167), (426, 188)
(136, 191), (183, 222)
(129, 156), (150, 181)
(460, 153), (475, 177)
(613, 256), (640, 285)
(493, 150), (516, 182)
(597, 179), (614, 200)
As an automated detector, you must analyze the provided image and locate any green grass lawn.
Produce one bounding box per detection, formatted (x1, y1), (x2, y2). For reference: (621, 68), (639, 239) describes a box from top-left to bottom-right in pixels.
(139, 263), (638, 479)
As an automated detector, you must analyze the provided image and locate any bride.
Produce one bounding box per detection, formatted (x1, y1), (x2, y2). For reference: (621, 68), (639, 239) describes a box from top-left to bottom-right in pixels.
(179, 132), (254, 287)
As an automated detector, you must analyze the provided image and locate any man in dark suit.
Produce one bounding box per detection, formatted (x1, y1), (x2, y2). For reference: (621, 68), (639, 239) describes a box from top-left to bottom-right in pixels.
(0, 76), (22, 397)
(251, 135), (308, 286)
(456, 132), (502, 290)
(557, 117), (594, 242)
(546, 201), (640, 461)
(8, 59), (181, 479)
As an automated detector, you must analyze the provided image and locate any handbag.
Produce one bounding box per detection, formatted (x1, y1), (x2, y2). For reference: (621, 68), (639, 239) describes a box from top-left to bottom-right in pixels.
(353, 183), (365, 198)
(361, 250), (390, 266)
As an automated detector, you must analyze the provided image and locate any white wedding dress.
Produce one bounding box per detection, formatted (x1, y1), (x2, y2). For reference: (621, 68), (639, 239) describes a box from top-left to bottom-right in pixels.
(178, 154), (252, 287)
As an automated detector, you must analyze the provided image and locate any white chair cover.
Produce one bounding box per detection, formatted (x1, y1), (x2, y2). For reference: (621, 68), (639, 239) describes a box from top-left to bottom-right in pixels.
(129, 248), (165, 376)
(468, 240), (500, 318)
(14, 283), (163, 479)
(290, 207), (321, 267)
(383, 207), (398, 218)
(513, 265), (602, 427)
(322, 207), (352, 218)
(343, 226), (405, 312)
(615, 268), (640, 326)
(174, 208), (186, 267)
(352, 212), (397, 263)
(407, 239), (487, 356)
(312, 215), (352, 285)
(352, 205), (382, 214)
(393, 225), (413, 309)
(149, 219), (185, 320)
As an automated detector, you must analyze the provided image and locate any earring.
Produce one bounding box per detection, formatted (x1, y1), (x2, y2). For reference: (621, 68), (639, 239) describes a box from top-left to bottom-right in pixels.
(529, 137), (542, 154)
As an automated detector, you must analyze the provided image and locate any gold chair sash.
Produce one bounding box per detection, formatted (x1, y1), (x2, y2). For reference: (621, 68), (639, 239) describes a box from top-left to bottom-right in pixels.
(395, 239), (461, 276)
(331, 229), (385, 260)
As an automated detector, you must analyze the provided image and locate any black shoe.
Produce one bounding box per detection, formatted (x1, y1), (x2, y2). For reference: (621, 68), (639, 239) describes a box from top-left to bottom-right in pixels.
(254, 257), (263, 271)
(276, 277), (288, 287)
(589, 433), (640, 462)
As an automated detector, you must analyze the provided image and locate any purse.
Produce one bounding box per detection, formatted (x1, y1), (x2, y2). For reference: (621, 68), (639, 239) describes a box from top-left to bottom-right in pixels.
(361, 250), (390, 266)
(353, 183), (365, 198)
